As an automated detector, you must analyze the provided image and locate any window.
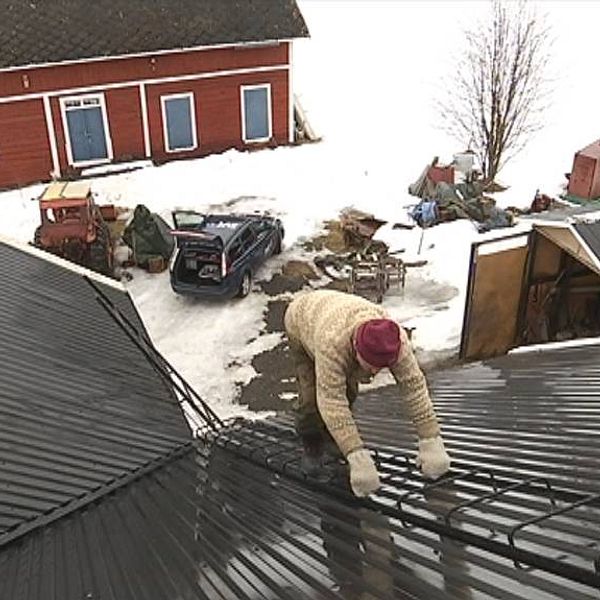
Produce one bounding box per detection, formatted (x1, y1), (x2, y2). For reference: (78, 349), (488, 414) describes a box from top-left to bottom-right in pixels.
(241, 84), (272, 143)
(161, 93), (197, 152)
(60, 94), (113, 166)
(239, 227), (256, 252)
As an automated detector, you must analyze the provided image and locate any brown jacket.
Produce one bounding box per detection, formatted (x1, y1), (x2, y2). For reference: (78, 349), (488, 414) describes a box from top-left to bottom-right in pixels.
(284, 290), (440, 456)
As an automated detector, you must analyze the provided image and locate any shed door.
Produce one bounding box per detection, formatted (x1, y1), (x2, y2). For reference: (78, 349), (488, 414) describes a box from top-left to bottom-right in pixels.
(461, 235), (530, 360)
(66, 106), (108, 163)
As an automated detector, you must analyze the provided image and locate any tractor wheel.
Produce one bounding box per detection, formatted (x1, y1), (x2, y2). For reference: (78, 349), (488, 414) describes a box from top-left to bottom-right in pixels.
(33, 226), (42, 248)
(88, 223), (113, 276)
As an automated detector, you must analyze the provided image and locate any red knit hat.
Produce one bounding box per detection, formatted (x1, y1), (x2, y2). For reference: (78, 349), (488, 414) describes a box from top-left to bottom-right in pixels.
(354, 319), (401, 368)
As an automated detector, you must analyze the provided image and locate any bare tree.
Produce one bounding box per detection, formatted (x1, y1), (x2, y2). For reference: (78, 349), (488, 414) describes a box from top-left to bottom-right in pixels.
(440, 0), (552, 183)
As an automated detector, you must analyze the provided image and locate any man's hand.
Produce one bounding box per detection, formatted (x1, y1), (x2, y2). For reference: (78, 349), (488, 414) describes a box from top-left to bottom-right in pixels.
(416, 436), (451, 479)
(347, 448), (381, 497)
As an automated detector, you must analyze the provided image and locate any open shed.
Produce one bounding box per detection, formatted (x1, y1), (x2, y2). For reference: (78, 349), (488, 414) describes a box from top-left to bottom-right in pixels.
(460, 220), (600, 360)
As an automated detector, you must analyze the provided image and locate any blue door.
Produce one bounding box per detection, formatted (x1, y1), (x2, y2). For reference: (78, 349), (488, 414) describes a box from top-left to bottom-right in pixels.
(243, 87), (270, 141)
(66, 107), (108, 163)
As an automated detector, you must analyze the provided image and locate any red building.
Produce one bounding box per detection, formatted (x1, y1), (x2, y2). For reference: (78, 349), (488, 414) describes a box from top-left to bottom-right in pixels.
(567, 139), (600, 201)
(0, 0), (309, 189)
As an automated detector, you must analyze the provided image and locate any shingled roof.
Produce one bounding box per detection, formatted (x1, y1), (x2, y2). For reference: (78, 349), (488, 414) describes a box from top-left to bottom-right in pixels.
(0, 0), (309, 69)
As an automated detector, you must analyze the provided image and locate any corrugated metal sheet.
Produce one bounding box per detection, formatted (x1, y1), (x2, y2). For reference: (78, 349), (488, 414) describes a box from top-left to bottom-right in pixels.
(574, 222), (600, 262)
(0, 242), (191, 543)
(2, 341), (600, 598)
(2, 240), (600, 599)
(3, 442), (595, 600)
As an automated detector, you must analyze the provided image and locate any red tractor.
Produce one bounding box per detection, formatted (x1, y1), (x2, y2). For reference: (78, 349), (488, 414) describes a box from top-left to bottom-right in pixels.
(33, 182), (114, 276)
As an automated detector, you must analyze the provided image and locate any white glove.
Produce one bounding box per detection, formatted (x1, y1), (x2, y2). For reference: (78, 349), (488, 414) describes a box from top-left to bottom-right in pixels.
(416, 436), (451, 479)
(347, 448), (381, 497)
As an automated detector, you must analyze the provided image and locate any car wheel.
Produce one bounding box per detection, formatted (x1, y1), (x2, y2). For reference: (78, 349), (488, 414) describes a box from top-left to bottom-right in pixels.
(274, 232), (283, 255)
(237, 271), (252, 298)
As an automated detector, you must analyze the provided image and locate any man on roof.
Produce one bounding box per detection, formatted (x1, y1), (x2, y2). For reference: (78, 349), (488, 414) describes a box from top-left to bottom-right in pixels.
(284, 289), (451, 497)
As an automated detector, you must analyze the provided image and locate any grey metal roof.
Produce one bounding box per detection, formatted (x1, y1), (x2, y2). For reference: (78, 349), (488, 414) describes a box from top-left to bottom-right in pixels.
(0, 241), (191, 545)
(2, 332), (600, 598)
(574, 222), (600, 261)
(0, 0), (309, 70)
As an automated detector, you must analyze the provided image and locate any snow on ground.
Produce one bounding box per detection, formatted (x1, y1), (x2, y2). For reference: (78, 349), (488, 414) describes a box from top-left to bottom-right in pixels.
(2, 1), (600, 416)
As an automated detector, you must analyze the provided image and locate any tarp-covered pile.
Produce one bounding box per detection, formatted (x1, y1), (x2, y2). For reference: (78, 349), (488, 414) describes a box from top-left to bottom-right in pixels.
(408, 158), (514, 232)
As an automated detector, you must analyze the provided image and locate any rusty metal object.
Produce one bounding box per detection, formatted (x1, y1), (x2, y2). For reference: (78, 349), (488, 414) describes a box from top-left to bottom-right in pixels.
(33, 181), (114, 276)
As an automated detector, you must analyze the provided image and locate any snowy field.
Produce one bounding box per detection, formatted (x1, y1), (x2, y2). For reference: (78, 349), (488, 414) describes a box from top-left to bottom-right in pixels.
(2, 1), (600, 418)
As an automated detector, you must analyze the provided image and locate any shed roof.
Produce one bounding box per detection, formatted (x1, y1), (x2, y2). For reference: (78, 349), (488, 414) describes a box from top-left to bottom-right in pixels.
(578, 139), (600, 159)
(2, 298), (600, 599)
(0, 0), (309, 70)
(0, 240), (191, 546)
(2, 237), (600, 598)
(574, 221), (600, 261)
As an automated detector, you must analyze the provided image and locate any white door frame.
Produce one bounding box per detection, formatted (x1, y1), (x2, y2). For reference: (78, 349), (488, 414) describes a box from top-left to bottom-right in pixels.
(160, 92), (198, 153)
(59, 92), (114, 167)
(240, 83), (272, 144)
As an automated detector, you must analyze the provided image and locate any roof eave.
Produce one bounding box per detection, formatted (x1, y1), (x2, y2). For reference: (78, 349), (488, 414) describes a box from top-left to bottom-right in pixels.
(0, 35), (308, 73)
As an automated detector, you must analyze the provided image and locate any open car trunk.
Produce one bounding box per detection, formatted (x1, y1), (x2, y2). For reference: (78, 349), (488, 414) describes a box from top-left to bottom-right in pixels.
(171, 211), (225, 285)
(172, 232), (224, 285)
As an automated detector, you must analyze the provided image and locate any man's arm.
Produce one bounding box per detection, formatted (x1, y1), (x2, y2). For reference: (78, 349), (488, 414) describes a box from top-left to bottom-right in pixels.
(390, 333), (450, 479)
(315, 346), (381, 497)
(314, 347), (363, 457)
(389, 340), (440, 439)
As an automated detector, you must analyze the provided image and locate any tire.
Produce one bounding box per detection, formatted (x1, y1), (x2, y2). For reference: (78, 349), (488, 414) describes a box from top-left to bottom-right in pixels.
(237, 270), (252, 298)
(273, 231), (283, 255)
(33, 226), (42, 248)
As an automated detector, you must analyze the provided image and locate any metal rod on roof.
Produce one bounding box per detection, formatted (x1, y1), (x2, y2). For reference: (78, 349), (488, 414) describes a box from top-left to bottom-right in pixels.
(93, 291), (220, 431)
(83, 275), (224, 430)
(208, 419), (600, 590)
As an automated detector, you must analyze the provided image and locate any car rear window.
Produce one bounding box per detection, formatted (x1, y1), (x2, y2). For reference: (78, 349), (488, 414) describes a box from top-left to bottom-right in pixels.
(202, 217), (245, 246)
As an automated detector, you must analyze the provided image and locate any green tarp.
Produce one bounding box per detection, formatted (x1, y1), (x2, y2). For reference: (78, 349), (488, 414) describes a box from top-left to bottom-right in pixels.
(122, 205), (174, 268)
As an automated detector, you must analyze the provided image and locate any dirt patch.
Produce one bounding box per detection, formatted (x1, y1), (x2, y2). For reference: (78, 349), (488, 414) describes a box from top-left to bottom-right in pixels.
(307, 220), (348, 253)
(239, 297), (297, 412)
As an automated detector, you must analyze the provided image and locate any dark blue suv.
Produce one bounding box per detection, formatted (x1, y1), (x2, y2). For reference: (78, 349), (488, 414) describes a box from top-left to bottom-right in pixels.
(169, 211), (284, 299)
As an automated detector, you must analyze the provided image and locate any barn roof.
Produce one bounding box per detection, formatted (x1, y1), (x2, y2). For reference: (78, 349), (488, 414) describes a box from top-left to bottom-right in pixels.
(0, 0), (309, 70)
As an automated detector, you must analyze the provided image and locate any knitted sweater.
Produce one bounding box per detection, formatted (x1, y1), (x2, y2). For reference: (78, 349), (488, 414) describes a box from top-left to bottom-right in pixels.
(285, 290), (440, 456)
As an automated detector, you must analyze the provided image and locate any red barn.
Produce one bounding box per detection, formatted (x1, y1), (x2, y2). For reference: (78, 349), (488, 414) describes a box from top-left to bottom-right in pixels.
(567, 138), (600, 201)
(0, 0), (309, 189)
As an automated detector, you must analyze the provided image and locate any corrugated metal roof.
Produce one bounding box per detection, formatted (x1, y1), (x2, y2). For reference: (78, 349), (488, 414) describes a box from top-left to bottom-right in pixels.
(0, 0), (309, 70)
(1, 438), (596, 600)
(0, 241), (191, 544)
(3, 338), (600, 598)
(2, 239), (600, 598)
(574, 222), (600, 262)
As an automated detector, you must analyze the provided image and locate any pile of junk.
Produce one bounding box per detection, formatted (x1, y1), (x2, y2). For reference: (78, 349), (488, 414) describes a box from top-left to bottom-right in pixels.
(312, 209), (425, 304)
(408, 154), (515, 232)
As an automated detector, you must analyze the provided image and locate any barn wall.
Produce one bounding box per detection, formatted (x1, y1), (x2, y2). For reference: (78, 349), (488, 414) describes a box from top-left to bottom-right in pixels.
(0, 99), (53, 187)
(146, 70), (289, 161)
(0, 44), (289, 98)
(0, 43), (292, 188)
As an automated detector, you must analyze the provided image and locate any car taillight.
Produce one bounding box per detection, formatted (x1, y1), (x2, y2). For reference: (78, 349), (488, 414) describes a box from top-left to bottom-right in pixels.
(221, 253), (227, 278)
